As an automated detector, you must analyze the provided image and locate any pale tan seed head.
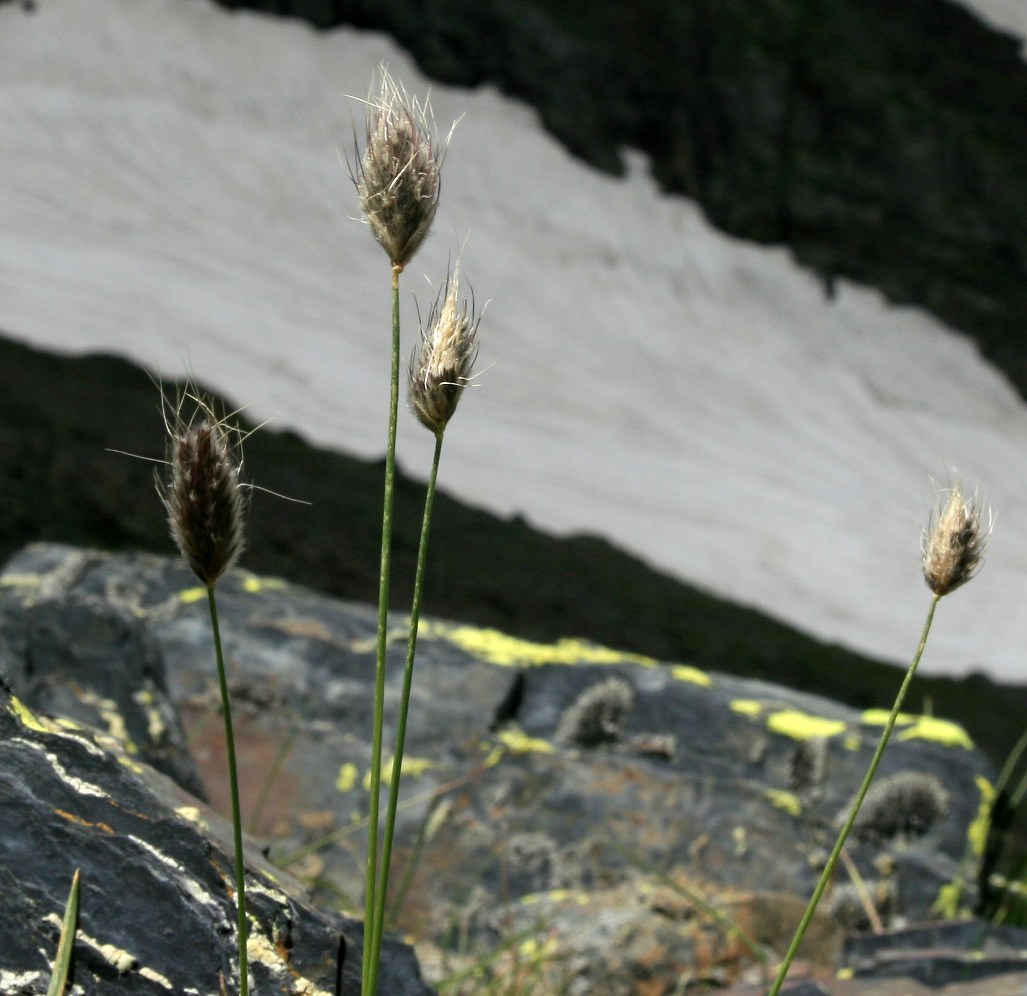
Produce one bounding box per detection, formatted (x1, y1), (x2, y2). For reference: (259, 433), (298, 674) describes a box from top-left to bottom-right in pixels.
(408, 268), (480, 434)
(157, 394), (246, 587)
(921, 482), (990, 597)
(352, 66), (445, 269)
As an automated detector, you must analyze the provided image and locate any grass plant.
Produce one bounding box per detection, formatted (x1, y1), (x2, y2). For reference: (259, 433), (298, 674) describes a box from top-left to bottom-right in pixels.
(979, 728), (1027, 924)
(46, 868), (80, 996)
(119, 60), (1007, 994)
(768, 482), (991, 993)
(157, 392), (251, 995)
(348, 65), (477, 993)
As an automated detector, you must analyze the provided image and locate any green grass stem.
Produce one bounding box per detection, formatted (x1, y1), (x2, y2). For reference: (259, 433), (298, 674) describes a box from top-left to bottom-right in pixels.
(370, 430), (445, 971)
(363, 264), (403, 995)
(768, 593), (939, 995)
(207, 584), (249, 996)
(247, 718), (298, 834)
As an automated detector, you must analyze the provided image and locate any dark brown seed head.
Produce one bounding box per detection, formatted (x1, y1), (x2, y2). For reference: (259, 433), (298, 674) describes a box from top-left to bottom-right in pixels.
(921, 483), (990, 597)
(408, 269), (480, 434)
(353, 67), (444, 269)
(159, 401), (246, 587)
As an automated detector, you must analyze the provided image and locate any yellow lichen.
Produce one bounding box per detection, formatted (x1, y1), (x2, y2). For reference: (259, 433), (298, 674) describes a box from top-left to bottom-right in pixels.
(765, 788), (802, 817)
(419, 621), (659, 669)
(0, 573), (42, 590)
(520, 888), (588, 906)
(78, 689), (139, 754)
(896, 716), (974, 749)
(931, 880), (966, 920)
(175, 806), (208, 830)
(670, 664), (712, 687)
(242, 574), (287, 594)
(967, 774), (995, 857)
(8, 694), (53, 734)
(362, 753), (436, 791)
(496, 727), (555, 755)
(132, 689), (167, 743)
(335, 762), (358, 793)
(766, 709), (846, 742)
(729, 700), (763, 717)
(861, 709), (915, 727)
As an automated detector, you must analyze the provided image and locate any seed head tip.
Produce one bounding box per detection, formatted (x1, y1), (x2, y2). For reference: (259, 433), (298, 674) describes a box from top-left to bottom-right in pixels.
(352, 65), (445, 268)
(158, 394), (247, 587)
(921, 481), (990, 597)
(408, 268), (481, 434)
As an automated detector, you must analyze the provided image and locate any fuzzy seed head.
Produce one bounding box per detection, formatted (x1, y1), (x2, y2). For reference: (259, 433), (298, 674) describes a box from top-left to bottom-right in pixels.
(159, 398), (246, 587)
(353, 67), (443, 268)
(408, 269), (480, 434)
(921, 483), (990, 597)
(850, 770), (950, 843)
(555, 677), (635, 748)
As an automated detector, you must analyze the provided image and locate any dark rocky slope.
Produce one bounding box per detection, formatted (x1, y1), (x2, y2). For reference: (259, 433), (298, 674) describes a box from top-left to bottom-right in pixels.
(1, 332), (1025, 790)
(2, 542), (1018, 992)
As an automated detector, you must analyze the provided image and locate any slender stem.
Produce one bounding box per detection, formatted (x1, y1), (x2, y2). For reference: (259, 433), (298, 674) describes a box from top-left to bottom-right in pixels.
(363, 264), (403, 995)
(247, 719), (298, 834)
(207, 584), (249, 996)
(370, 430), (444, 976)
(768, 594), (939, 996)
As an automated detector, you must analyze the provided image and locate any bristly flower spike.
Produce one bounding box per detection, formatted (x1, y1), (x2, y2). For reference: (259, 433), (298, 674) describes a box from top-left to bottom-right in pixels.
(158, 395), (246, 587)
(408, 266), (481, 434)
(155, 389), (251, 994)
(921, 481), (991, 597)
(352, 65), (446, 270)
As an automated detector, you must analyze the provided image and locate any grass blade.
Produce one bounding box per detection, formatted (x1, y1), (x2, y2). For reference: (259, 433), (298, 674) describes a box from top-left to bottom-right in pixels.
(47, 868), (80, 996)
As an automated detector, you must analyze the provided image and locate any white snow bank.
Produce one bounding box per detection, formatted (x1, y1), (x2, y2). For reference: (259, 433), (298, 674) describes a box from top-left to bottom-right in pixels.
(1, 0), (1025, 681)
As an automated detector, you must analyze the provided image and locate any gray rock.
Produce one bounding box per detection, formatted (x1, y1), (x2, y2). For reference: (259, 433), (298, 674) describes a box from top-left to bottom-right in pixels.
(0, 671), (431, 995)
(0, 545), (206, 799)
(0, 543), (1004, 991)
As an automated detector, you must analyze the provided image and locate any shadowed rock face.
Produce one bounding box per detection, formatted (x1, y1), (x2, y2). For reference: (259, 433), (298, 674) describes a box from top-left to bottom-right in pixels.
(0, 543), (1004, 991)
(213, 0), (1027, 403)
(0, 687), (431, 995)
(2, 333), (1025, 794)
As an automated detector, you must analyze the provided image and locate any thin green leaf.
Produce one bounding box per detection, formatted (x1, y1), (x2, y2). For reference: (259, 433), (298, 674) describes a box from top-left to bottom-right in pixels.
(47, 868), (80, 996)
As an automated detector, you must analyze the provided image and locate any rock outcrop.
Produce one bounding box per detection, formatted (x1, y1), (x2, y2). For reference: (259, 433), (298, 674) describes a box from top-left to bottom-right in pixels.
(0, 678), (430, 994)
(0, 542), (1010, 992)
(1, 334), (1024, 806)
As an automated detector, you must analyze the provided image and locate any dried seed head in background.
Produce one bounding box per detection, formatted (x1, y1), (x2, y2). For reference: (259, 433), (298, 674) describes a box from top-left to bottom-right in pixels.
(408, 267), (481, 434)
(555, 677), (635, 748)
(158, 395), (246, 587)
(921, 482), (990, 597)
(352, 66), (446, 269)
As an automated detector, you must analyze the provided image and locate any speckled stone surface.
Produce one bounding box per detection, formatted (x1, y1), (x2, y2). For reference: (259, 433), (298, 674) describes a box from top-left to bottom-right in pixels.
(0, 676), (430, 994)
(0, 543), (1007, 992)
